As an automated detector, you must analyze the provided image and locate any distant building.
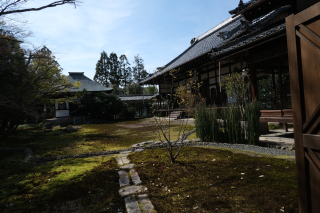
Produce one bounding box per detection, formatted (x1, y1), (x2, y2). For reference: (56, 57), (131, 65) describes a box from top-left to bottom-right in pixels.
(54, 72), (113, 118)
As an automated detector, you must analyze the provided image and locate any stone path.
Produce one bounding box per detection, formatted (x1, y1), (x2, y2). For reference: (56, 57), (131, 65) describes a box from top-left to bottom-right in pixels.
(116, 151), (157, 213)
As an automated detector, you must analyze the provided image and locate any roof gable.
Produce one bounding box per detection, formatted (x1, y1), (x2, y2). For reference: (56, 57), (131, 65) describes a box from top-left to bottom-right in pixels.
(67, 72), (113, 93)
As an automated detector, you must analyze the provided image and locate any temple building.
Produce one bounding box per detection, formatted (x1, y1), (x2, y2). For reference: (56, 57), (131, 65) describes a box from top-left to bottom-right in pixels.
(139, 0), (298, 131)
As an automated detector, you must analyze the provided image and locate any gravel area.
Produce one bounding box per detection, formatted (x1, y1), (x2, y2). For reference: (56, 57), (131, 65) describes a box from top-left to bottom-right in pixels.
(146, 142), (295, 156)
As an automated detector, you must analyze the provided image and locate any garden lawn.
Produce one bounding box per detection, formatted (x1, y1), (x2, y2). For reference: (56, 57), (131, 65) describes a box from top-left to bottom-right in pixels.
(0, 119), (195, 157)
(128, 147), (298, 213)
(0, 150), (125, 213)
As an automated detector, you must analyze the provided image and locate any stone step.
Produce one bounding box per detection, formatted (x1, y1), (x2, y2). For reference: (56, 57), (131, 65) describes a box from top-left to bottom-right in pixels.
(124, 196), (141, 213)
(120, 164), (135, 169)
(122, 156), (130, 164)
(130, 169), (142, 185)
(116, 157), (123, 165)
(119, 185), (147, 197)
(138, 194), (157, 213)
(118, 170), (130, 187)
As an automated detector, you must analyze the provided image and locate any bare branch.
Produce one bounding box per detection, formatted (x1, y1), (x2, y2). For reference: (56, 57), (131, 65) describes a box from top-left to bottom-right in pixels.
(0, 0), (81, 17)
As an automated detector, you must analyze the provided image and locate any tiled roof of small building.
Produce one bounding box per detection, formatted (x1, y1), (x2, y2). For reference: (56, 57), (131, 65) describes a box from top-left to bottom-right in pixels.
(67, 72), (113, 93)
(140, 6), (288, 84)
(118, 94), (158, 102)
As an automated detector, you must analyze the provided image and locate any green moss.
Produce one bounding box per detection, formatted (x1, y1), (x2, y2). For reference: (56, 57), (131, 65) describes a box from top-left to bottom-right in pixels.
(0, 153), (125, 213)
(128, 147), (298, 213)
(1, 119), (196, 157)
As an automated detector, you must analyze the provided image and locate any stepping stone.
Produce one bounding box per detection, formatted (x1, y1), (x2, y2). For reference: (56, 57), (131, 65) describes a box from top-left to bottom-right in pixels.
(120, 164), (135, 169)
(141, 141), (154, 145)
(119, 185), (147, 197)
(118, 154), (128, 157)
(116, 157), (123, 165)
(135, 149), (145, 152)
(138, 194), (157, 212)
(118, 170), (130, 187)
(122, 156), (130, 164)
(120, 151), (132, 154)
(132, 144), (142, 148)
(124, 196), (141, 213)
(130, 169), (142, 185)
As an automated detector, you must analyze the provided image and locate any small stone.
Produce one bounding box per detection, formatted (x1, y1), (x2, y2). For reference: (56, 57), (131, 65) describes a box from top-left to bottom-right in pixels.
(193, 206), (199, 210)
(259, 175), (265, 178)
(212, 159), (216, 161)
(217, 176), (219, 178)
(241, 173), (245, 175)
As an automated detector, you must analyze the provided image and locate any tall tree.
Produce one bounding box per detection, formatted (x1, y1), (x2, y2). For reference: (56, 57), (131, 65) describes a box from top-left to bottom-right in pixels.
(108, 52), (121, 86)
(93, 51), (110, 87)
(119, 54), (131, 87)
(0, 44), (79, 138)
(132, 54), (148, 81)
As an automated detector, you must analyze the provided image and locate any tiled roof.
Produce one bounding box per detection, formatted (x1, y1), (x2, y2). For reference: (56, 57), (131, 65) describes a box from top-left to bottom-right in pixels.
(210, 22), (286, 57)
(118, 94), (158, 102)
(67, 72), (113, 93)
(140, 6), (288, 84)
(228, 0), (262, 15)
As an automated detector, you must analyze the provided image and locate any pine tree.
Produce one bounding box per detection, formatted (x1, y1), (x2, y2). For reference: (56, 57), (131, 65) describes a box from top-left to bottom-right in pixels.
(93, 51), (110, 87)
(132, 54), (148, 81)
(108, 52), (121, 86)
(119, 54), (132, 87)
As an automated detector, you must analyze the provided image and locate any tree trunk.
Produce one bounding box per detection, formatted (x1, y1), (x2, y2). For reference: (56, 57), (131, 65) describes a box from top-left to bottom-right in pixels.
(0, 118), (9, 135)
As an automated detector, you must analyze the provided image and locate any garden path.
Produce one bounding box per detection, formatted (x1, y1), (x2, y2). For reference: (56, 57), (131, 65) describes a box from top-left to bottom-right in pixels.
(116, 150), (157, 213)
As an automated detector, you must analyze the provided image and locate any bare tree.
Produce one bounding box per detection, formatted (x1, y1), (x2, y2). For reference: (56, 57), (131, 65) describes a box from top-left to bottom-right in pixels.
(150, 69), (203, 164)
(0, 0), (81, 17)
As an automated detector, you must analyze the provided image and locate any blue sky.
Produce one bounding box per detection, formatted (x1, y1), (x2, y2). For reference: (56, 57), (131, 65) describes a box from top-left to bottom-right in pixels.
(22, 0), (240, 79)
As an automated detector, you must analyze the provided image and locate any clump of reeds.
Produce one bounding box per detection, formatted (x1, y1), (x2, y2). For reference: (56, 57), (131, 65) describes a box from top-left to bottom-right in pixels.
(195, 101), (260, 145)
(195, 104), (214, 142)
(245, 100), (260, 145)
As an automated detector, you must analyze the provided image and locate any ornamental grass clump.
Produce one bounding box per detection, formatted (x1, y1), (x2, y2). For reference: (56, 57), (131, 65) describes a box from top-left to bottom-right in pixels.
(195, 104), (214, 142)
(245, 100), (260, 145)
(222, 104), (245, 144)
(195, 101), (260, 144)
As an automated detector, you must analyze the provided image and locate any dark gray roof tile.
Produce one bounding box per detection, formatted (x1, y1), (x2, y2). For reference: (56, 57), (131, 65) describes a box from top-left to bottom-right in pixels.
(67, 72), (113, 93)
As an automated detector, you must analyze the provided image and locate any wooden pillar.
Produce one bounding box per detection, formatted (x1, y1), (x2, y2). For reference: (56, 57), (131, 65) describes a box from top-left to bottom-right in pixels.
(272, 68), (276, 109)
(250, 66), (257, 101)
(214, 63), (220, 106)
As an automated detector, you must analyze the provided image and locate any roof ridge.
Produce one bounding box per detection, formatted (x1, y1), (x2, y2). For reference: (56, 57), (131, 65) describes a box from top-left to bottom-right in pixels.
(195, 16), (241, 42)
(160, 16), (242, 72)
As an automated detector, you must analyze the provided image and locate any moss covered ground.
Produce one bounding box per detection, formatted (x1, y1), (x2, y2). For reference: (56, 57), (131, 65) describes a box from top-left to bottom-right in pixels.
(0, 119), (298, 212)
(0, 151), (124, 213)
(128, 147), (298, 213)
(0, 119), (195, 157)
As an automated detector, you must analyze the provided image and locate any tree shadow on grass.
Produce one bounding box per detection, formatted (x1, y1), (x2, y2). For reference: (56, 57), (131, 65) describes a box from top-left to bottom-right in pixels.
(0, 155), (125, 213)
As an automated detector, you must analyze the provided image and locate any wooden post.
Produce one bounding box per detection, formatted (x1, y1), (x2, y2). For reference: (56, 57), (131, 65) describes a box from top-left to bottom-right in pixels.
(214, 63), (220, 106)
(272, 68), (276, 109)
